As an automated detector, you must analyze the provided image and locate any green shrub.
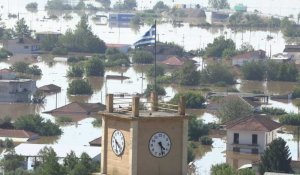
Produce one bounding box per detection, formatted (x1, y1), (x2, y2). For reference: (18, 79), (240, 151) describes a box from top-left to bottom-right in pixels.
(188, 115), (209, 141)
(14, 114), (62, 136)
(262, 107), (287, 115)
(200, 136), (213, 145)
(144, 84), (166, 97)
(56, 116), (73, 123)
(292, 87), (300, 98)
(85, 56), (105, 76)
(170, 92), (205, 109)
(67, 64), (84, 77)
(132, 50), (154, 64)
(52, 47), (68, 55)
(92, 118), (102, 127)
(67, 56), (85, 63)
(146, 65), (165, 77)
(67, 79), (93, 95)
(279, 113), (300, 125)
(0, 48), (12, 59)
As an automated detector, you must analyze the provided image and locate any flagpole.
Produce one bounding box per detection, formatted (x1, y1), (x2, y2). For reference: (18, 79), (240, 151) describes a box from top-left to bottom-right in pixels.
(154, 20), (157, 93)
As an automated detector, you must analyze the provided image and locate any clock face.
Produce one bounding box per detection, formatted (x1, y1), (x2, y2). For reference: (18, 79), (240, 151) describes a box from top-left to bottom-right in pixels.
(111, 130), (125, 156)
(149, 132), (171, 158)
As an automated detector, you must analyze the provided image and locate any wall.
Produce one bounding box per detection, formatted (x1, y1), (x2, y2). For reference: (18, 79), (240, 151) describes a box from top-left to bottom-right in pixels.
(137, 118), (186, 175)
(105, 117), (131, 175)
(227, 129), (266, 153)
(0, 80), (36, 102)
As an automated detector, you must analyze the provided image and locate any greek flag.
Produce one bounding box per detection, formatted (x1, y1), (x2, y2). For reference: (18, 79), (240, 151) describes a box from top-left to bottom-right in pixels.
(133, 24), (156, 47)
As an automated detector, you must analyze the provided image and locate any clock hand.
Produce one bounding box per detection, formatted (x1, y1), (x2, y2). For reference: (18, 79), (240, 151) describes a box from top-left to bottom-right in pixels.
(158, 141), (165, 155)
(115, 140), (121, 150)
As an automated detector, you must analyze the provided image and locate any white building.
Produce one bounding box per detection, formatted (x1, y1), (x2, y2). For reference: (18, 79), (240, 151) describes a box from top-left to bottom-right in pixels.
(3, 143), (101, 170)
(0, 79), (36, 102)
(225, 115), (281, 154)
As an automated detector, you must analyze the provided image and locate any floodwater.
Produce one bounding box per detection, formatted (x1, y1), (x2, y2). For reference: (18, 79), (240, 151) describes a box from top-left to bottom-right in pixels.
(0, 0), (300, 174)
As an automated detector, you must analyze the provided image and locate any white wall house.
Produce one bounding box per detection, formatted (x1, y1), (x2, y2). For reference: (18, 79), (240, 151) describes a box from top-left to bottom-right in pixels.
(225, 115), (281, 154)
(2, 143), (101, 170)
(0, 79), (37, 102)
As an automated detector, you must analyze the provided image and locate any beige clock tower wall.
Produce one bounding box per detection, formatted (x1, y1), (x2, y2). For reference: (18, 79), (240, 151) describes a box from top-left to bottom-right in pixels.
(100, 93), (188, 175)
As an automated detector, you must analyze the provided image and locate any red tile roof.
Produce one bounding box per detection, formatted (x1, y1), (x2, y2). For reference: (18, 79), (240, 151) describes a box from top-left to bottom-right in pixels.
(89, 137), (102, 146)
(38, 84), (61, 93)
(106, 44), (130, 48)
(0, 129), (38, 139)
(0, 69), (13, 73)
(162, 56), (186, 66)
(225, 115), (282, 132)
(45, 102), (106, 115)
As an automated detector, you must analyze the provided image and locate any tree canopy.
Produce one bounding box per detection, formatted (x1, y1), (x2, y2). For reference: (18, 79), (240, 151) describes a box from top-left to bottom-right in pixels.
(170, 92), (205, 109)
(217, 96), (253, 122)
(205, 36), (235, 58)
(172, 61), (200, 86)
(259, 138), (292, 174)
(208, 0), (230, 9)
(14, 18), (31, 39)
(85, 56), (105, 76)
(201, 63), (235, 84)
(132, 50), (154, 64)
(14, 114), (62, 136)
(67, 79), (93, 95)
(211, 163), (255, 175)
(104, 48), (130, 67)
(59, 16), (106, 53)
(113, 0), (137, 10)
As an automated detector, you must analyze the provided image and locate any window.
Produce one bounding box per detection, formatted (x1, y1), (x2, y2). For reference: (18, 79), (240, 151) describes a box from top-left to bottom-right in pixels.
(252, 134), (258, 145)
(24, 45), (29, 49)
(233, 133), (239, 144)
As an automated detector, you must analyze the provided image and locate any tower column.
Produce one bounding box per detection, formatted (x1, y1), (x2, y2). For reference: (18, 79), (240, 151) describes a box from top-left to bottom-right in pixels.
(101, 116), (108, 174)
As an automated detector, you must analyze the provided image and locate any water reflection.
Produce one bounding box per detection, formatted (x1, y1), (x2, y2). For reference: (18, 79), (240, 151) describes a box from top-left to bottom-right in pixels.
(194, 138), (226, 175)
(0, 103), (42, 119)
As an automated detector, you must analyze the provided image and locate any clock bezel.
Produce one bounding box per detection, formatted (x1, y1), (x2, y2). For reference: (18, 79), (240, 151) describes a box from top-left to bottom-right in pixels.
(148, 132), (172, 158)
(111, 130), (125, 156)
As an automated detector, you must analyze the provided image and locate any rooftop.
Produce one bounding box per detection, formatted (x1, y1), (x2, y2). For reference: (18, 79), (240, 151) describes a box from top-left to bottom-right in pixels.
(161, 55), (187, 66)
(38, 84), (61, 93)
(89, 137), (102, 146)
(225, 115), (282, 132)
(45, 102), (106, 115)
(0, 129), (38, 139)
(0, 79), (34, 83)
(284, 45), (300, 52)
(100, 93), (187, 120)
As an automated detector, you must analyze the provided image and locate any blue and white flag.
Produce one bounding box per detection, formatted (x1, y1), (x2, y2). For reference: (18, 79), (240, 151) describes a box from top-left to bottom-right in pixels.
(133, 24), (156, 47)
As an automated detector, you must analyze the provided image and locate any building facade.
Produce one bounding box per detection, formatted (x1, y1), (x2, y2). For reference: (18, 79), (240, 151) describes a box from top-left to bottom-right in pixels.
(225, 116), (281, 154)
(0, 79), (37, 102)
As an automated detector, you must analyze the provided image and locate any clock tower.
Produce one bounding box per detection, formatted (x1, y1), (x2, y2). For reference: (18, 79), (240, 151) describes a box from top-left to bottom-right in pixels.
(100, 93), (188, 175)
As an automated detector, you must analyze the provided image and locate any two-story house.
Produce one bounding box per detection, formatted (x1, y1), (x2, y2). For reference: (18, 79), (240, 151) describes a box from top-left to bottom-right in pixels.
(225, 115), (281, 154)
(0, 79), (37, 102)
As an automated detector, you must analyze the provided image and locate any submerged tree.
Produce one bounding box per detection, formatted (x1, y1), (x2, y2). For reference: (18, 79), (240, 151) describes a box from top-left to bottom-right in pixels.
(208, 0), (230, 9)
(14, 18), (31, 39)
(259, 138), (292, 174)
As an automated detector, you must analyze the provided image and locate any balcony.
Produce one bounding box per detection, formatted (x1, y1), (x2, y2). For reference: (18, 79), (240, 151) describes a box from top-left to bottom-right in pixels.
(231, 143), (260, 154)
